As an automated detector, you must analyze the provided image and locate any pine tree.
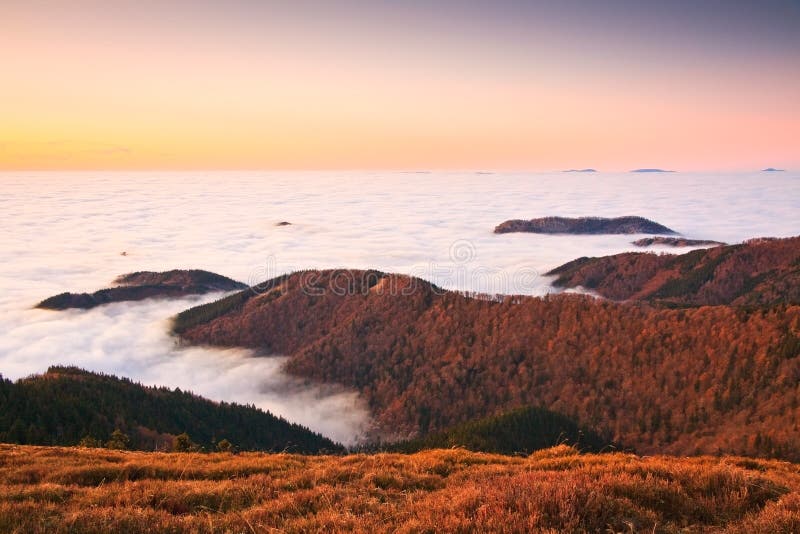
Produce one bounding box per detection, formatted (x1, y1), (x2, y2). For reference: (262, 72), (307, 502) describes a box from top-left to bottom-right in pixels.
(106, 429), (130, 450)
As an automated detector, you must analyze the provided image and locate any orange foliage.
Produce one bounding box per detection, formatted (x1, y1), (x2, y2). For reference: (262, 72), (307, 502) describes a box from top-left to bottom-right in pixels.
(180, 269), (800, 459)
(548, 236), (800, 306)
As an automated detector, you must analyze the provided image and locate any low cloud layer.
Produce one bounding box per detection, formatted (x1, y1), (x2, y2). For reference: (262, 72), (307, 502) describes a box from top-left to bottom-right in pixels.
(1, 170), (798, 444)
(0, 295), (370, 445)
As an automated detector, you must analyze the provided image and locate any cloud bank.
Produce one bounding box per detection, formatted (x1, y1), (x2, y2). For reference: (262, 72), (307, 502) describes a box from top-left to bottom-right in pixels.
(1, 170), (798, 443)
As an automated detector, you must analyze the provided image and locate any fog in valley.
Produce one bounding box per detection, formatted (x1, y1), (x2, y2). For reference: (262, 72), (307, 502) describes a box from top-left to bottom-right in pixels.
(2, 170), (798, 443)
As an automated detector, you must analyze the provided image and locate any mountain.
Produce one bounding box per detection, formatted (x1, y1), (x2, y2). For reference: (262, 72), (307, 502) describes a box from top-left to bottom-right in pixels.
(389, 405), (614, 455)
(0, 366), (341, 453)
(548, 236), (800, 307)
(762, 168), (785, 172)
(493, 216), (676, 235)
(175, 264), (800, 460)
(562, 168), (597, 172)
(632, 236), (726, 248)
(630, 168), (675, 173)
(36, 269), (247, 310)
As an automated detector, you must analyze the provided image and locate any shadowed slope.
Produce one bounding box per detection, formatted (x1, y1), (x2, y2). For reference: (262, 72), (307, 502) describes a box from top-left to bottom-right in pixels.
(389, 405), (614, 455)
(0, 367), (341, 453)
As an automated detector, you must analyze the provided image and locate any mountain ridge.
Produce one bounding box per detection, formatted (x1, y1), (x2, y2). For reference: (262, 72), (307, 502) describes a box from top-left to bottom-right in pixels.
(174, 240), (800, 459)
(547, 236), (800, 306)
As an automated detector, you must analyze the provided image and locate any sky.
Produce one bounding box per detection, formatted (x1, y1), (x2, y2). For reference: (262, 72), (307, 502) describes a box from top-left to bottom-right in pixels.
(1, 0), (798, 171)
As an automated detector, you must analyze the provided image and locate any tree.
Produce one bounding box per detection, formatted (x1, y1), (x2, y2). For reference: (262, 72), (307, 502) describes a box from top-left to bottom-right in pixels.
(173, 432), (199, 452)
(106, 429), (130, 450)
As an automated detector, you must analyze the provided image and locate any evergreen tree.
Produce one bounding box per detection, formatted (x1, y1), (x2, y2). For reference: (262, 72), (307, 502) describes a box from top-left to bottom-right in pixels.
(106, 429), (130, 450)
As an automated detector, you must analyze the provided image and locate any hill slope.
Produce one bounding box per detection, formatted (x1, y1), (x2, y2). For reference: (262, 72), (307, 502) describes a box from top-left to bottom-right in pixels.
(0, 444), (796, 533)
(0, 367), (340, 453)
(548, 236), (800, 306)
(175, 266), (800, 459)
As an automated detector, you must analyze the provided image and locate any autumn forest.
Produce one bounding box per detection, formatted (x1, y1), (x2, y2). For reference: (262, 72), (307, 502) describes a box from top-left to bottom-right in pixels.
(176, 237), (800, 460)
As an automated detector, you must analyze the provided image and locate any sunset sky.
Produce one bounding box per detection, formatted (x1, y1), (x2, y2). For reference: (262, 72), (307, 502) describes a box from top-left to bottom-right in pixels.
(1, 0), (798, 171)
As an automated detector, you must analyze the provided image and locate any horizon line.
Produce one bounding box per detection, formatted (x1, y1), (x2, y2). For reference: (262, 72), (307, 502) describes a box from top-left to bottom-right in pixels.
(0, 167), (792, 174)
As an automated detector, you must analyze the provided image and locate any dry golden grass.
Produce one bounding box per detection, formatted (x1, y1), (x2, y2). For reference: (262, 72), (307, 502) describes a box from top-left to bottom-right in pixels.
(1, 443), (798, 533)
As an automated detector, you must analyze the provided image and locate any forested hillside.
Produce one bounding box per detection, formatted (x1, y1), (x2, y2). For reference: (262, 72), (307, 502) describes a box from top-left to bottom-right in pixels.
(389, 405), (614, 455)
(548, 236), (800, 306)
(0, 367), (341, 453)
(176, 257), (800, 460)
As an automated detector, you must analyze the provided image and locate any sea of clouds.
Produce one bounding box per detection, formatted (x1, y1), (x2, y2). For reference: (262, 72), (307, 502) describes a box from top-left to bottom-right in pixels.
(1, 170), (798, 443)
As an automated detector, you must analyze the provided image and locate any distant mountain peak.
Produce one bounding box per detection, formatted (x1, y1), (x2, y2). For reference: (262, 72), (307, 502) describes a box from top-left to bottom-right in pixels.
(36, 269), (246, 310)
(493, 216), (677, 235)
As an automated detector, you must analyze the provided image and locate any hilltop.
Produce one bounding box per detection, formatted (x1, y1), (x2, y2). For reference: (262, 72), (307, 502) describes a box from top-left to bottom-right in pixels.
(493, 215), (676, 235)
(36, 269), (246, 310)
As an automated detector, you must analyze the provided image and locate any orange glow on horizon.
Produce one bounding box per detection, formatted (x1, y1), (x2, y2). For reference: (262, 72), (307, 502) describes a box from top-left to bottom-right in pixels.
(1, 2), (798, 171)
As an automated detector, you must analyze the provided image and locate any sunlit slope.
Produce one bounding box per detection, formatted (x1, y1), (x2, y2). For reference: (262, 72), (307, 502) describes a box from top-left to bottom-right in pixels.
(548, 236), (800, 306)
(0, 444), (797, 533)
(175, 262), (800, 459)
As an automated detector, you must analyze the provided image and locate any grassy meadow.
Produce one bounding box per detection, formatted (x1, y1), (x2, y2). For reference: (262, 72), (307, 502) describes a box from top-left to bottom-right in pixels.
(1, 444), (799, 533)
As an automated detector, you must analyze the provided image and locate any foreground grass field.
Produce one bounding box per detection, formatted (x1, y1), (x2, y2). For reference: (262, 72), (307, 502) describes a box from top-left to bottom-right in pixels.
(1, 444), (799, 533)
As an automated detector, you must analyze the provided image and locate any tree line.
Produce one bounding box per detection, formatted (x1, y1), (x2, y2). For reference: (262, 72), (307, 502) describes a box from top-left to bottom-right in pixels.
(0, 366), (342, 453)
